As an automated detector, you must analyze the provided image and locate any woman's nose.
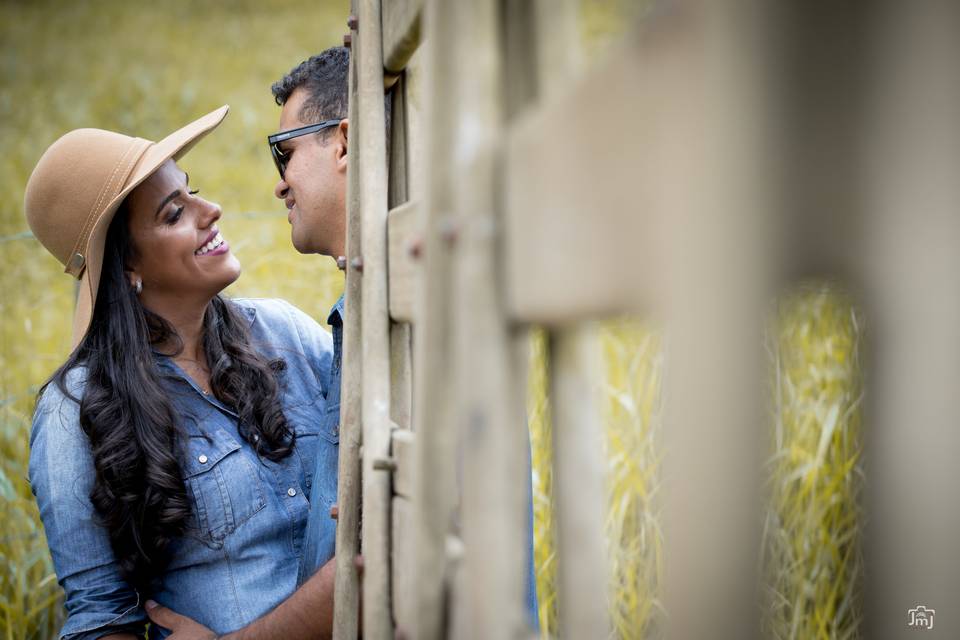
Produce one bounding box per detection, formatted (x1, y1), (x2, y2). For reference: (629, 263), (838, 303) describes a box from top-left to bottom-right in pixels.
(274, 178), (289, 200)
(199, 197), (222, 227)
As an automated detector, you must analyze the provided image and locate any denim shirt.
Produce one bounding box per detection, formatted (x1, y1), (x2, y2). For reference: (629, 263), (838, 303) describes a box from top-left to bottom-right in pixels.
(299, 294), (540, 629)
(29, 298), (335, 640)
(299, 294), (344, 578)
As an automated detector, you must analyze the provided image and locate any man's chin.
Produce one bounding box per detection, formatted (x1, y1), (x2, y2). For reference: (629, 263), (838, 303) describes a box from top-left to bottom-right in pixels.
(291, 231), (323, 255)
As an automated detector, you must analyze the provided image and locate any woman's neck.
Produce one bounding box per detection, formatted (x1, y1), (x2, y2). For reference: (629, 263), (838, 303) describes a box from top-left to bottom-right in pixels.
(144, 294), (210, 362)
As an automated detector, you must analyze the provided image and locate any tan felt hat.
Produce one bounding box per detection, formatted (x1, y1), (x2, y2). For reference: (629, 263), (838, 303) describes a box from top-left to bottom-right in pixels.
(24, 105), (229, 348)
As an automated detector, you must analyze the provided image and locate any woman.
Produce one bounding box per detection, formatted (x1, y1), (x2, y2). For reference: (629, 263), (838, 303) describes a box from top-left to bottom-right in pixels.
(25, 106), (338, 638)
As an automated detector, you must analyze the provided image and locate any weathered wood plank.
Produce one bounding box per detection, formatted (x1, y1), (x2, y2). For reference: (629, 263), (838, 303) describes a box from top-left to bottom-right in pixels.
(356, 0), (394, 636)
(391, 428), (415, 499)
(382, 0), (422, 74)
(331, 5), (364, 635)
(387, 201), (418, 323)
(391, 495), (415, 636)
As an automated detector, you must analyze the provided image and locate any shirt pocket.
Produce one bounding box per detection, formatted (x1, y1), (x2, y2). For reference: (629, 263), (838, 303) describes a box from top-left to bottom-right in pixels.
(182, 430), (266, 545)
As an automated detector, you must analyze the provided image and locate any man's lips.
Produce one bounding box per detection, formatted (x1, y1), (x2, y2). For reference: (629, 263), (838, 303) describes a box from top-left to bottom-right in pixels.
(286, 200), (296, 224)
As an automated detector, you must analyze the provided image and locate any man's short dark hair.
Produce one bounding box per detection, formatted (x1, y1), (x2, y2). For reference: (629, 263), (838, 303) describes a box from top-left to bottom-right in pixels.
(272, 46), (391, 147)
(272, 47), (350, 124)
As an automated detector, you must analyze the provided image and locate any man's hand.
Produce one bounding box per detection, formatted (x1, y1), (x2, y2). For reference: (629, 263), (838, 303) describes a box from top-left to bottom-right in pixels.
(145, 600), (218, 640)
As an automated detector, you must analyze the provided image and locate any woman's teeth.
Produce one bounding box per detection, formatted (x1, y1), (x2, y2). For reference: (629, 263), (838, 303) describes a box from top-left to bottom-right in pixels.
(195, 232), (225, 256)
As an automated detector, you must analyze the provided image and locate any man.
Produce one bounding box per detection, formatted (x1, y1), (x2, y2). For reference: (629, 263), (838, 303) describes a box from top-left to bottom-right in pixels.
(146, 46), (537, 638)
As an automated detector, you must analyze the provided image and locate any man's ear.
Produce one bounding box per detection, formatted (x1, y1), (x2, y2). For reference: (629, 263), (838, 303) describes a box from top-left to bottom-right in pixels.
(336, 119), (349, 173)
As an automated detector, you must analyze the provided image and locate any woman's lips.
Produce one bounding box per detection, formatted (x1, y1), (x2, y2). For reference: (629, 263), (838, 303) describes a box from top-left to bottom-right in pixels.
(201, 240), (230, 257)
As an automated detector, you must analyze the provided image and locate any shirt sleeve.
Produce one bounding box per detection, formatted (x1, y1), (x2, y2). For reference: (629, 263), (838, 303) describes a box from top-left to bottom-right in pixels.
(28, 371), (147, 640)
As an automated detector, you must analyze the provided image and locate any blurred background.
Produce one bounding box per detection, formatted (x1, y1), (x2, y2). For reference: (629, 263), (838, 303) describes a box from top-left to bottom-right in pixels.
(0, 1), (862, 638)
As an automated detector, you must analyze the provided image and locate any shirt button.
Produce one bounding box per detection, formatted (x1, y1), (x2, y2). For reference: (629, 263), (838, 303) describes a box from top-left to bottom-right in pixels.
(198, 454), (208, 464)
(287, 487), (297, 497)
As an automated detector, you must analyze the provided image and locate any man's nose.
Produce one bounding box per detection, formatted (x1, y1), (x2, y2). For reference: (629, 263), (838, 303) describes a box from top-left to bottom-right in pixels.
(274, 178), (289, 200)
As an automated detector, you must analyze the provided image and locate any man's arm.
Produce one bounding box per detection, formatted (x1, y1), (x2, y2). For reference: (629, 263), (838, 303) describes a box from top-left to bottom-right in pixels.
(145, 556), (337, 640)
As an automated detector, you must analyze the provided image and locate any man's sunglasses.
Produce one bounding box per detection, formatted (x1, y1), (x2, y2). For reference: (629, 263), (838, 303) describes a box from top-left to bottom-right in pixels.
(267, 119), (342, 179)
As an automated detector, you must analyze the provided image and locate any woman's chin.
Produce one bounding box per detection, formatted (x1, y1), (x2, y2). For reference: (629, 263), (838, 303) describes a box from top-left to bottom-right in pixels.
(219, 264), (242, 292)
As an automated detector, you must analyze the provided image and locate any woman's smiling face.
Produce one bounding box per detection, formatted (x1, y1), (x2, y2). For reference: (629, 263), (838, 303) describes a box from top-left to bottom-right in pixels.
(124, 159), (240, 305)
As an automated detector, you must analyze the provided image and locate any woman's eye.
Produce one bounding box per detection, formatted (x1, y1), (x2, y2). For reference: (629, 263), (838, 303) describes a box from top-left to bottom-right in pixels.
(167, 206), (184, 225)
(188, 188), (200, 196)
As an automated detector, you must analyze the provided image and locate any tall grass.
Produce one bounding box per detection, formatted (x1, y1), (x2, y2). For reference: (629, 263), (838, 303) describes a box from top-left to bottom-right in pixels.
(762, 285), (864, 639)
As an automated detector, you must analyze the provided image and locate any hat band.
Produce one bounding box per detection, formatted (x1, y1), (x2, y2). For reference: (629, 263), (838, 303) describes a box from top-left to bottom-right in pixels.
(64, 137), (152, 278)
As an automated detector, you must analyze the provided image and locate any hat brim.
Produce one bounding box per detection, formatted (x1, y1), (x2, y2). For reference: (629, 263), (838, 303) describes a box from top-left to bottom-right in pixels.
(72, 105), (229, 348)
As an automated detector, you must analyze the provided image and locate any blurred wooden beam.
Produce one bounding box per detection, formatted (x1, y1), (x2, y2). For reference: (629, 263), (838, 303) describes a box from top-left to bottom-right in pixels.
(411, 0), (462, 637)
(383, 0), (422, 74)
(503, 22), (662, 325)
(862, 2), (960, 637)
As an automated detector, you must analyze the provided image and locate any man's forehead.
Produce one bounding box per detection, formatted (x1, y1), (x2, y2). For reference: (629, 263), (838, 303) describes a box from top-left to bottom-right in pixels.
(279, 87), (309, 130)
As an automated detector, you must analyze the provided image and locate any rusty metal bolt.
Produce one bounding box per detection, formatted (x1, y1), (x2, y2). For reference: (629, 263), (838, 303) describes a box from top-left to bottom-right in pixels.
(336, 255), (347, 271)
(343, 33), (352, 48)
(329, 505), (339, 520)
(347, 15), (358, 30)
(350, 256), (364, 272)
(407, 237), (423, 260)
(372, 457), (397, 472)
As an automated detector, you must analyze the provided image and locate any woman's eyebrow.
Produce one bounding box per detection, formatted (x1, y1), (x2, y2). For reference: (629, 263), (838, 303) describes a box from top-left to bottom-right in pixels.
(153, 172), (190, 219)
(154, 189), (181, 218)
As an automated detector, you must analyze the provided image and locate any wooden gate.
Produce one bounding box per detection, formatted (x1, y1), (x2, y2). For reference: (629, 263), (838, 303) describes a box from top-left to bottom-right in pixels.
(335, 1), (960, 639)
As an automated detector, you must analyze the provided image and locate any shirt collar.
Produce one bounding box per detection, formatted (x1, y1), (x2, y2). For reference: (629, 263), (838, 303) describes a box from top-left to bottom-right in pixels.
(327, 293), (345, 327)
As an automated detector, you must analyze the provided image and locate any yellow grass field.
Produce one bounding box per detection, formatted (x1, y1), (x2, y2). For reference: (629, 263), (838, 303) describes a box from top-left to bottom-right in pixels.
(0, 2), (862, 637)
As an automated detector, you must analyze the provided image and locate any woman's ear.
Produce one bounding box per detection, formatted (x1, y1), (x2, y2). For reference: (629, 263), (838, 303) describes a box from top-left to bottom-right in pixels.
(336, 119), (349, 173)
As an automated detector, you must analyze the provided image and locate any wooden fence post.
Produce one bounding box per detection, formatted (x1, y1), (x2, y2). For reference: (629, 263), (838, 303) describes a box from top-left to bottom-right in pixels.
(332, 5), (365, 636)
(356, 0), (393, 636)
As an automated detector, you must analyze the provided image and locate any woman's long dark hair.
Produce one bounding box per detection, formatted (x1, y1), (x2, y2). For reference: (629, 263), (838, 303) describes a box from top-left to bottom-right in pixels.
(40, 204), (294, 595)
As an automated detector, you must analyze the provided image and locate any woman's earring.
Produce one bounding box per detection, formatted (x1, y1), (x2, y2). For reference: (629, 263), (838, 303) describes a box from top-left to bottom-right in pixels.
(134, 278), (142, 295)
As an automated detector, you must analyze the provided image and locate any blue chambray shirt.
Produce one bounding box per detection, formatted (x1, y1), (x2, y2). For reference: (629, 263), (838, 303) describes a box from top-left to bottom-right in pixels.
(299, 294), (540, 630)
(29, 298), (336, 640)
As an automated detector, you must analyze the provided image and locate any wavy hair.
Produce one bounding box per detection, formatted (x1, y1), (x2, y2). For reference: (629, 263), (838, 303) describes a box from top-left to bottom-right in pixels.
(40, 204), (294, 595)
